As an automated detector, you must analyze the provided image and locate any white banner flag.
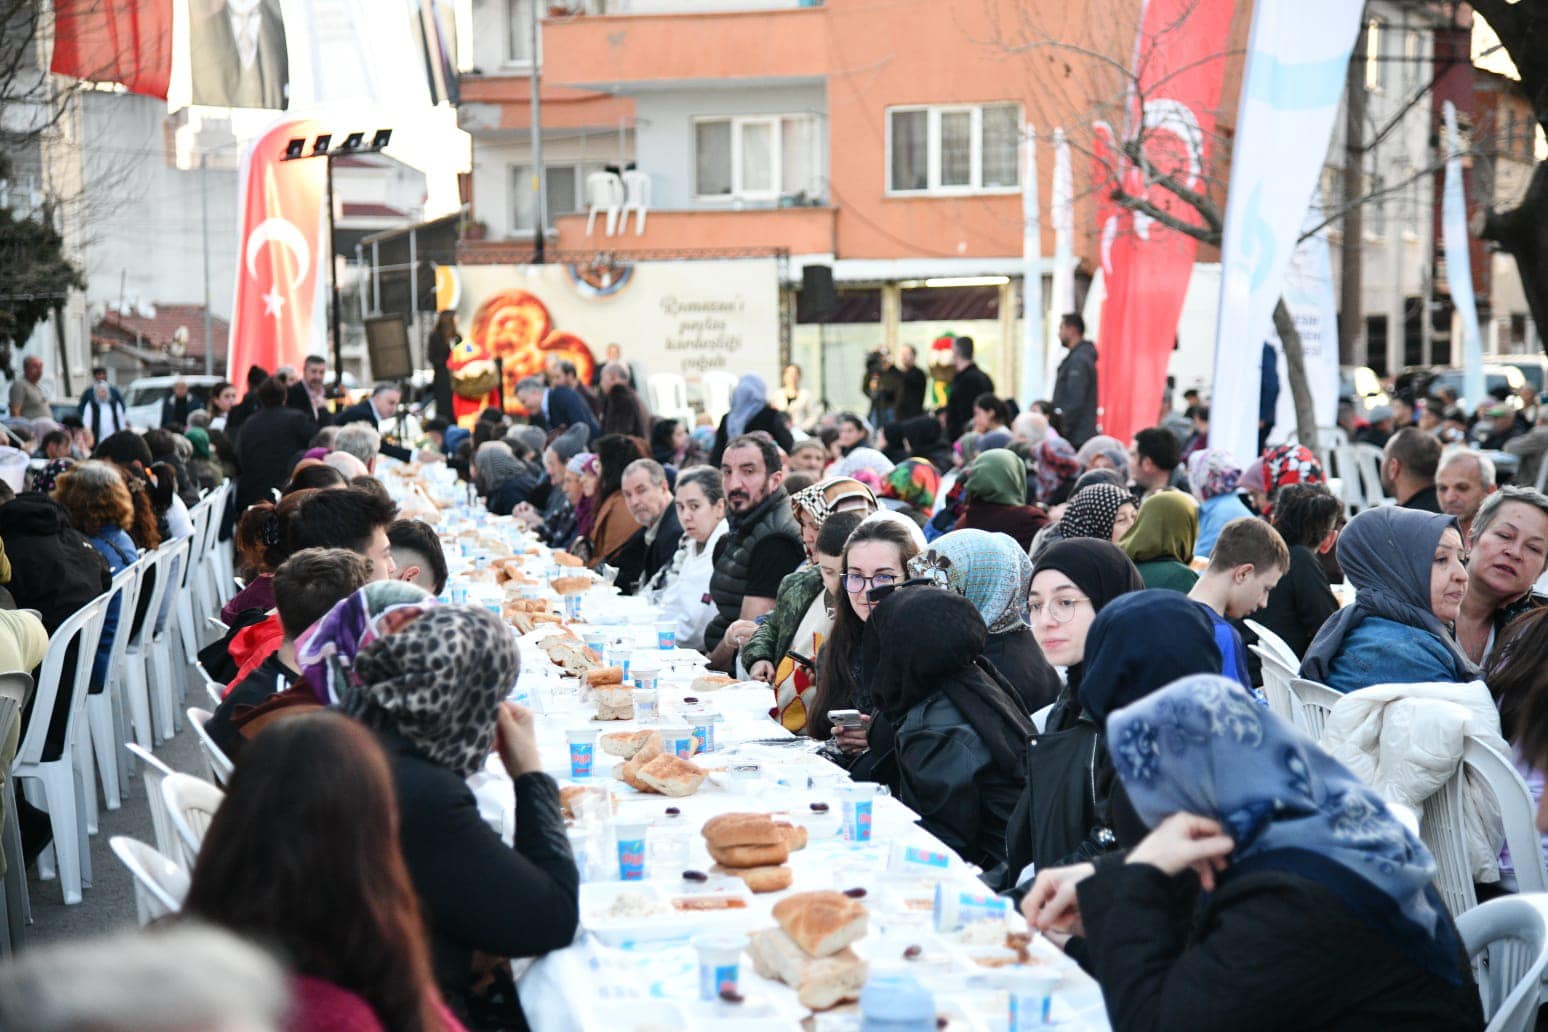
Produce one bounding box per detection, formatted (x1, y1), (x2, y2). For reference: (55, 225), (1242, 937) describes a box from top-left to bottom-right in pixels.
(1020, 124), (1045, 402)
(1208, 0), (1364, 465)
(1272, 197), (1342, 440)
(1443, 101), (1485, 408)
(1047, 128), (1075, 392)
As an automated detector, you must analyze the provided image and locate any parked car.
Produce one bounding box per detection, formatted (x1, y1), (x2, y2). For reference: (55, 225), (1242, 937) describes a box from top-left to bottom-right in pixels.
(1397, 364), (1527, 413)
(1339, 365), (1389, 413)
(1484, 353), (1548, 396)
(121, 375), (226, 430)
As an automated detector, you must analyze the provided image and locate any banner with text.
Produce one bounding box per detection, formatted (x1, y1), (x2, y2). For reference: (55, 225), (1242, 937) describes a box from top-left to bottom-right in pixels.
(1208, 0), (1364, 464)
(1443, 101), (1485, 408)
(445, 259), (781, 418)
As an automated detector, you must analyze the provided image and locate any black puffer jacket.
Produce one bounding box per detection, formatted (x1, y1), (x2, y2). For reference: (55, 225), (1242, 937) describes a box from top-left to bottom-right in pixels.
(865, 587), (1033, 872)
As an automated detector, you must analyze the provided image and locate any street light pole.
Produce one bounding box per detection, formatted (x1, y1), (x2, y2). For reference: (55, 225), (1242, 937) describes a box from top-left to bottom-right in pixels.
(327, 153), (343, 390)
(201, 153), (213, 376)
(530, 0), (545, 263)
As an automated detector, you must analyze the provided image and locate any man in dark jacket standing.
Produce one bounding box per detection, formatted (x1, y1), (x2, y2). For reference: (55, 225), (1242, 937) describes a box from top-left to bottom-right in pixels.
(1052, 313), (1099, 448)
(896, 345), (928, 420)
(234, 377), (316, 511)
(944, 337), (994, 441)
(608, 459), (683, 596)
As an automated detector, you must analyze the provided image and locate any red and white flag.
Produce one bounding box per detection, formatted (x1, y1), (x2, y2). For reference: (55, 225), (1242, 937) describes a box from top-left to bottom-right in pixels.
(1093, 0), (1233, 446)
(50, 0), (173, 99)
(227, 118), (327, 383)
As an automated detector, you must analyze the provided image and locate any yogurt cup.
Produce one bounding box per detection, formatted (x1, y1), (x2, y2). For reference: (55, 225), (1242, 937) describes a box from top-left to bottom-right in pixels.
(632, 661), (660, 693)
(656, 621), (677, 650)
(614, 820), (649, 881)
(691, 935), (744, 1001)
(566, 728), (599, 779)
(658, 725), (696, 760)
(840, 783), (881, 842)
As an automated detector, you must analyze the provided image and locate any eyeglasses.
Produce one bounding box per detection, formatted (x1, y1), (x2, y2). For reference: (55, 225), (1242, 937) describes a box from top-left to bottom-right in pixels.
(844, 572), (898, 595)
(1028, 595), (1091, 624)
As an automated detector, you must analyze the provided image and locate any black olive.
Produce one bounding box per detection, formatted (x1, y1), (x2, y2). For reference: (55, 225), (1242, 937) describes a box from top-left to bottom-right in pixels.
(682, 870), (709, 882)
(843, 887), (867, 899)
(718, 988), (744, 1004)
(903, 944), (923, 960)
(809, 801), (830, 813)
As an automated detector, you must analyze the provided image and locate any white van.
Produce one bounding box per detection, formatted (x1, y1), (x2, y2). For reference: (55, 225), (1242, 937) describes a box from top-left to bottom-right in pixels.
(121, 375), (227, 430)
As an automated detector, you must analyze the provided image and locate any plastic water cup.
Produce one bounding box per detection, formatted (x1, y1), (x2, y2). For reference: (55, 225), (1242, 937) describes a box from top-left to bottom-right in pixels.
(633, 688), (660, 723)
(656, 621), (676, 650)
(632, 662), (660, 693)
(564, 593), (584, 621)
(614, 820), (649, 881)
(565, 729), (599, 779)
(840, 783), (880, 843)
(727, 763), (762, 795)
(582, 629), (608, 656)
(1006, 968), (1061, 1030)
(691, 935), (744, 1001)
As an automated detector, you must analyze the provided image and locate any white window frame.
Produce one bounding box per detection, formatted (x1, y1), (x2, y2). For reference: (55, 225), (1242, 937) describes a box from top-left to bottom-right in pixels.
(885, 102), (1021, 197)
(508, 162), (593, 233)
(504, 0), (539, 69)
(692, 114), (810, 203)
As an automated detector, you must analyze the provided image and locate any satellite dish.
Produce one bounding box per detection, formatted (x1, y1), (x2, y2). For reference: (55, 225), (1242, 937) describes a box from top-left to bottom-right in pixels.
(169, 326), (189, 358)
(137, 300), (157, 319)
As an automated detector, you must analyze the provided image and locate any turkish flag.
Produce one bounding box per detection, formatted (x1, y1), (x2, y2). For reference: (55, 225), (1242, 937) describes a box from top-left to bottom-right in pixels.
(1093, 0), (1233, 447)
(50, 0), (173, 99)
(227, 119), (326, 385)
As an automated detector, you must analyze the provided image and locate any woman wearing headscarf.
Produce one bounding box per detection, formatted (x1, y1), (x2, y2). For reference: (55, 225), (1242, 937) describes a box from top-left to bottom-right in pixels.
(471, 441), (540, 517)
(583, 434), (645, 570)
(833, 447), (895, 491)
(709, 373), (793, 466)
(1299, 506), (1475, 693)
(184, 427), (224, 491)
(1033, 436), (1082, 507)
(567, 453), (600, 555)
(1075, 434), (1129, 481)
(516, 424), (587, 545)
(910, 529), (1061, 714)
(1005, 584), (1220, 895)
(897, 415), (955, 474)
(878, 458), (940, 525)
(348, 606), (578, 1024)
(1253, 443), (1326, 517)
(1187, 448), (1256, 561)
(1026, 676), (1481, 1031)
(1034, 482), (1139, 560)
(954, 449), (1048, 551)
(294, 582), (440, 705)
(1119, 490), (1200, 592)
(864, 585), (1036, 873)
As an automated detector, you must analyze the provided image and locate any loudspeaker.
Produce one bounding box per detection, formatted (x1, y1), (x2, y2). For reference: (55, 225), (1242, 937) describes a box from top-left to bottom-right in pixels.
(799, 264), (837, 322)
(364, 315), (414, 381)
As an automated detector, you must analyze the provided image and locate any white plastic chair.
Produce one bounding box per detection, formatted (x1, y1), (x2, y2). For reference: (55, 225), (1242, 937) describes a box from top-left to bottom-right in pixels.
(1421, 756), (1478, 917)
(124, 742), (179, 862)
(584, 171), (625, 236)
(11, 595), (107, 904)
(1287, 676), (1341, 741)
(1243, 618), (1298, 668)
(1352, 442), (1392, 510)
(154, 536), (195, 743)
(646, 372), (694, 427)
(186, 707), (233, 787)
(1463, 738), (1548, 895)
(621, 169), (651, 235)
(84, 561), (145, 815)
(161, 772), (224, 870)
(700, 370), (739, 425)
(108, 836), (188, 925)
(1457, 894), (1548, 1032)
(1248, 643), (1297, 723)
(123, 537), (187, 750)
(0, 672), (32, 953)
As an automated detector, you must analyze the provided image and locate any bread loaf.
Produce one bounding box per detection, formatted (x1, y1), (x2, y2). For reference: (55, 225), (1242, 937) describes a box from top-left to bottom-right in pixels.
(708, 841), (790, 868)
(614, 733), (664, 788)
(552, 551), (586, 568)
(713, 864), (794, 894)
(774, 821), (808, 852)
(593, 685), (634, 721)
(745, 928), (866, 1009)
(702, 813), (786, 849)
(584, 666), (624, 686)
(772, 891), (868, 958)
(600, 730), (656, 758)
(634, 754), (707, 797)
(690, 674), (736, 693)
(550, 575), (591, 596)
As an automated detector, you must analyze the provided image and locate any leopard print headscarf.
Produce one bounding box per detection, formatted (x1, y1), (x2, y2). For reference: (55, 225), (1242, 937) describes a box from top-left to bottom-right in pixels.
(348, 606), (521, 778)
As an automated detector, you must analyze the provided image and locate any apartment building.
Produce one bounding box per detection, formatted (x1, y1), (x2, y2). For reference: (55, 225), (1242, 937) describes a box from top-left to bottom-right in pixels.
(458, 0), (1155, 408)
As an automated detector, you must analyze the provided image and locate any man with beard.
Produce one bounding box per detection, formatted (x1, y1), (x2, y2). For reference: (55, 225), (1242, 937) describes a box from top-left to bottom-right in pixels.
(704, 434), (803, 671)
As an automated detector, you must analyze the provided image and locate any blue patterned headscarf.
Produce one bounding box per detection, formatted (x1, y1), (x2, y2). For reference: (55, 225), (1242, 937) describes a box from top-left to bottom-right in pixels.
(1108, 675), (1464, 983)
(907, 528), (1031, 635)
(725, 374), (768, 439)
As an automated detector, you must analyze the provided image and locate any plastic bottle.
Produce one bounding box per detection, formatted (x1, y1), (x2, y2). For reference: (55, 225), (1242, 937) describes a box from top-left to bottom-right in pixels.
(859, 973), (935, 1031)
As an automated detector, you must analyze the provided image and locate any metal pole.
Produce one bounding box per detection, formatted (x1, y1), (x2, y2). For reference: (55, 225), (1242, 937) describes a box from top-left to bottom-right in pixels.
(328, 155), (343, 389)
(530, 1), (545, 262)
(200, 154), (214, 376)
(409, 228), (420, 368)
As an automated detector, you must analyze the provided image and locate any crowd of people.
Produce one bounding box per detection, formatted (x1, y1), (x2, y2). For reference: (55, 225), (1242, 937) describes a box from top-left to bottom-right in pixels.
(3, 335), (1547, 1032)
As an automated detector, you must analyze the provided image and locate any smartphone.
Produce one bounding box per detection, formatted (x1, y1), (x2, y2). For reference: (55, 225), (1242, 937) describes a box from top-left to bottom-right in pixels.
(786, 649), (815, 671)
(827, 708), (865, 729)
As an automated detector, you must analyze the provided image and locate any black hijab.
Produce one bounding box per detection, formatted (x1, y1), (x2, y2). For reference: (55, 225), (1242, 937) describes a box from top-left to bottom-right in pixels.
(865, 586), (1035, 780)
(1030, 539), (1145, 692)
(900, 415), (955, 474)
(1076, 589), (1222, 725)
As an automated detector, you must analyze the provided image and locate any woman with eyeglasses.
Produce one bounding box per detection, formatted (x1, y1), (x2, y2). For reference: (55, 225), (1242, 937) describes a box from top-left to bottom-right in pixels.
(1004, 542), (1217, 896)
(807, 513), (926, 782)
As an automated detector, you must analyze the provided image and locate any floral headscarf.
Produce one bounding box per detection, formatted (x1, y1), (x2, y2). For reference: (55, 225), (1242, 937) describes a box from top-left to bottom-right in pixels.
(1186, 448), (1243, 502)
(568, 452), (600, 539)
(295, 582), (438, 705)
(955, 431), (983, 466)
(348, 606), (520, 779)
(834, 447), (895, 480)
(881, 458), (940, 512)
(1057, 483), (1133, 542)
(30, 457), (74, 495)
(908, 528), (1032, 634)
(1263, 443), (1325, 496)
(1034, 437), (1081, 504)
(1075, 434), (1129, 479)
